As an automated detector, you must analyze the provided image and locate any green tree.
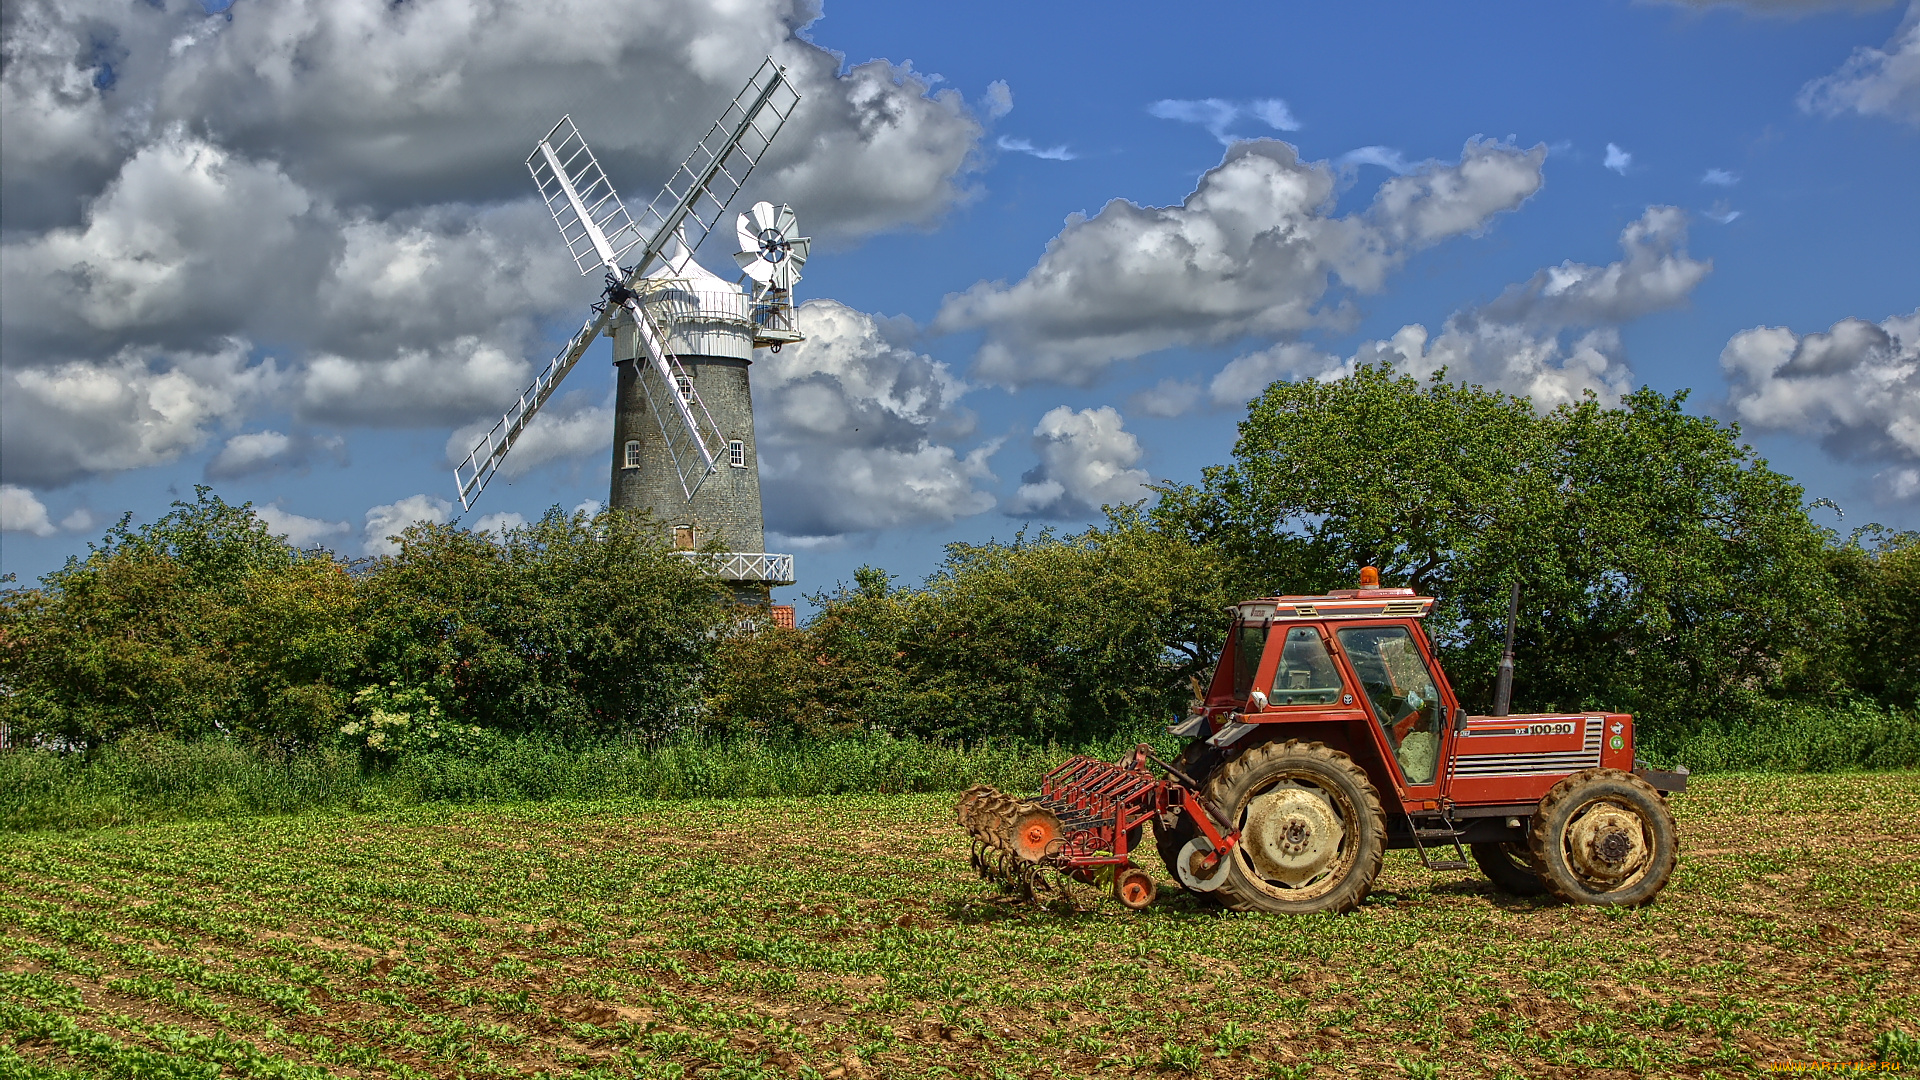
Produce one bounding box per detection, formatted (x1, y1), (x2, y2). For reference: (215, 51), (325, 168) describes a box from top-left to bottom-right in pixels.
(1823, 526), (1920, 707)
(358, 507), (726, 742)
(0, 489), (360, 747)
(1152, 363), (1835, 733)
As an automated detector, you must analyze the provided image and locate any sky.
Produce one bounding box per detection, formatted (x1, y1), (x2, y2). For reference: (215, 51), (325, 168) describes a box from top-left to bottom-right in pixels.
(2, 0), (1916, 609)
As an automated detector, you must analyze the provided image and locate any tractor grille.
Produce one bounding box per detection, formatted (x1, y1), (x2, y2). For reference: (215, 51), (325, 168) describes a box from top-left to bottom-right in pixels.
(1451, 717), (1604, 777)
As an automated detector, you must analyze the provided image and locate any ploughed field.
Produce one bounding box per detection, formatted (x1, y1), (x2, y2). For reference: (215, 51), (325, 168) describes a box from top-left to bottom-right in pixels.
(1, 774), (1914, 1079)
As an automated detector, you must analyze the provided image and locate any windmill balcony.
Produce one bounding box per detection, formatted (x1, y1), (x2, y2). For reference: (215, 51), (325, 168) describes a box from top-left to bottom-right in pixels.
(675, 550), (796, 586)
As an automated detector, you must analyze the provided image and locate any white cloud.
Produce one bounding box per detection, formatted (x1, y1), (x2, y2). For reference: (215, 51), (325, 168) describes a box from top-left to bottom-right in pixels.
(1705, 202), (1743, 224)
(997, 136), (1076, 161)
(1879, 466), (1920, 500)
(1798, 3), (1920, 124)
(0, 339), (279, 487)
(1128, 378), (1204, 418)
(254, 505), (352, 549)
(754, 299), (997, 540)
(473, 511), (528, 535)
(1338, 146), (1413, 174)
(1702, 168), (1741, 186)
(1479, 206), (1711, 327)
(1604, 143), (1633, 174)
(982, 79), (1013, 120)
(1148, 98), (1300, 143)
(1007, 406), (1153, 518)
(1237, 206), (1712, 410)
(59, 508), (96, 533)
(1721, 311), (1920, 476)
(1, 486), (57, 537)
(933, 138), (1546, 387)
(363, 493), (452, 554)
(1209, 342), (1342, 407)
(206, 429), (347, 480)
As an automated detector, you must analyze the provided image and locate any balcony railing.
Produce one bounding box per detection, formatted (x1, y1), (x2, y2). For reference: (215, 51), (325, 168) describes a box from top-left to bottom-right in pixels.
(676, 551), (795, 585)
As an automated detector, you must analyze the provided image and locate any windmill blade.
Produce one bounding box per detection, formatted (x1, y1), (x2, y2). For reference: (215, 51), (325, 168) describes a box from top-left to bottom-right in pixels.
(629, 57), (800, 277)
(751, 201), (782, 234)
(734, 250), (776, 284)
(453, 306), (616, 510)
(528, 116), (647, 276)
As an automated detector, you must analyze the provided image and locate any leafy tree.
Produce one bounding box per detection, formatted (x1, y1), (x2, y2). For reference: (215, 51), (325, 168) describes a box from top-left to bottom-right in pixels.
(1152, 363), (1835, 732)
(0, 489), (359, 747)
(357, 507), (727, 743)
(1823, 526), (1920, 707)
(767, 520), (1234, 743)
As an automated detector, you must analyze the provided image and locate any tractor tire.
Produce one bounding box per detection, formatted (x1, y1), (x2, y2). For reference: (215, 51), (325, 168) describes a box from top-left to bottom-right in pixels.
(1202, 739), (1385, 914)
(1154, 741), (1221, 897)
(1470, 842), (1549, 897)
(1527, 768), (1677, 907)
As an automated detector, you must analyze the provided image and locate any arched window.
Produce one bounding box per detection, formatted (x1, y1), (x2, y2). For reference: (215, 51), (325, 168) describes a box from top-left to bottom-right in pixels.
(623, 440), (641, 469)
(675, 373), (696, 402)
(728, 439), (746, 468)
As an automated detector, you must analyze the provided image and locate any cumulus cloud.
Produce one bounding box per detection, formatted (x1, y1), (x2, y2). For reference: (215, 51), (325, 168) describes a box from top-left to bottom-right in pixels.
(254, 505), (352, 549)
(1480, 206), (1711, 327)
(1604, 143), (1633, 174)
(1007, 406), (1153, 518)
(1, 339), (279, 487)
(1148, 98), (1301, 143)
(206, 430), (347, 481)
(1721, 311), (1920, 488)
(1702, 168), (1740, 185)
(1, 486), (58, 537)
(473, 511), (528, 535)
(444, 392), (612, 479)
(1798, 3), (1920, 125)
(1209, 206), (1711, 410)
(363, 493), (453, 554)
(933, 138), (1546, 387)
(754, 299), (997, 541)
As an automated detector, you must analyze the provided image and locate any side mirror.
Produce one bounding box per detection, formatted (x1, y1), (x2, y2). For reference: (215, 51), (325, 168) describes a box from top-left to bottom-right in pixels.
(1452, 705), (1468, 733)
(1246, 690), (1268, 713)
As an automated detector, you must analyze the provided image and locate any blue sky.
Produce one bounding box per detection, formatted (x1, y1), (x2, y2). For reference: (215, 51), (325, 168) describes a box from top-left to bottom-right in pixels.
(2, 0), (1915, 607)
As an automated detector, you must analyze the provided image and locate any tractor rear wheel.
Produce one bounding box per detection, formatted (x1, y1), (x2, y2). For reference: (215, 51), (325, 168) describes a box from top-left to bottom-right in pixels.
(1528, 768), (1677, 907)
(1470, 842), (1548, 897)
(1203, 739), (1385, 914)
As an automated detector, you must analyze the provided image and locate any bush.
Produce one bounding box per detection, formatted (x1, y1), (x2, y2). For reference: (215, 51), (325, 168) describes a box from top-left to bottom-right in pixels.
(1639, 698), (1920, 773)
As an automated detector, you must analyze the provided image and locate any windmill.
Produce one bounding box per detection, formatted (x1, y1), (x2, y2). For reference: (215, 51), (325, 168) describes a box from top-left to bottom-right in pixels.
(452, 57), (803, 602)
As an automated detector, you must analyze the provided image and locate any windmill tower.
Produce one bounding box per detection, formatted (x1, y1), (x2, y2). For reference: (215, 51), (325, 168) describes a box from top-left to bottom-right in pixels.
(453, 58), (805, 605)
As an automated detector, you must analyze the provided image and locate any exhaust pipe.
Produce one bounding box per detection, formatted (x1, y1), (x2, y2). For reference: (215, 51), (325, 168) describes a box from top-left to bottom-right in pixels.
(1491, 580), (1521, 717)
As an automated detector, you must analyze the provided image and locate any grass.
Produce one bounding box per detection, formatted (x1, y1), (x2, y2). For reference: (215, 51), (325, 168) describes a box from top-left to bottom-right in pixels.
(0, 731), (1173, 833)
(1, 773), (1916, 1077)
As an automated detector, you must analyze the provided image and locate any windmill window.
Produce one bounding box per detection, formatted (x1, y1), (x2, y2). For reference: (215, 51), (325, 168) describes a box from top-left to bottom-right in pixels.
(728, 440), (746, 468)
(673, 525), (696, 550)
(623, 440), (641, 469)
(675, 374), (696, 402)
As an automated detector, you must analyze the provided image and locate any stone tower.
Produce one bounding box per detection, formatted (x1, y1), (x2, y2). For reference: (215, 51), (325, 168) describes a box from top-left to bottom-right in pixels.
(608, 255), (792, 603)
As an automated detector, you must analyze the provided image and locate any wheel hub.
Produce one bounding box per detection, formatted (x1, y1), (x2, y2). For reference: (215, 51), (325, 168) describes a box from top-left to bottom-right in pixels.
(1566, 802), (1650, 882)
(1242, 785), (1344, 887)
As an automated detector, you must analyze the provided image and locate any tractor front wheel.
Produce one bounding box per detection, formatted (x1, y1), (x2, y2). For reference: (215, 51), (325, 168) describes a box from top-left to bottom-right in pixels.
(1527, 768), (1677, 907)
(1203, 739), (1385, 914)
(1470, 841), (1548, 897)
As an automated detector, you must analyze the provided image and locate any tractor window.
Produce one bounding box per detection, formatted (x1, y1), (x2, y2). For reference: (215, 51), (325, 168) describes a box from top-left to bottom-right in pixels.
(1271, 628), (1342, 706)
(1229, 623), (1268, 701)
(1335, 625), (1443, 785)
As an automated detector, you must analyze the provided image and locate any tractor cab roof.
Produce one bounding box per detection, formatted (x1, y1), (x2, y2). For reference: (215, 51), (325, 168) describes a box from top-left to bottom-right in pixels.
(1231, 568), (1434, 622)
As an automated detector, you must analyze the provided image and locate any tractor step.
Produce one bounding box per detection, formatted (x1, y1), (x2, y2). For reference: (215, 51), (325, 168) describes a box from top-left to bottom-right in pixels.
(1423, 860), (1471, 871)
(1412, 828), (1463, 840)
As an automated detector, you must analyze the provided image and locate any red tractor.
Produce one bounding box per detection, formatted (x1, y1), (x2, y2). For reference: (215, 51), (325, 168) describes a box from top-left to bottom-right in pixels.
(956, 570), (1686, 913)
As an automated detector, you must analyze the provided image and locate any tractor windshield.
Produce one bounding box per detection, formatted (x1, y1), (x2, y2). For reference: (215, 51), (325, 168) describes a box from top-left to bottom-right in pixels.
(1228, 622), (1268, 701)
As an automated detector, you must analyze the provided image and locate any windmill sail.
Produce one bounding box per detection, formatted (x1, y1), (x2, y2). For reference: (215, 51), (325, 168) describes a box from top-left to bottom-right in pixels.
(452, 57), (799, 511)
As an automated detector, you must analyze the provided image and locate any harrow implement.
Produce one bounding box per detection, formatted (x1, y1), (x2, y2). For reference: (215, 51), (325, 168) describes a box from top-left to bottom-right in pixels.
(955, 746), (1235, 909)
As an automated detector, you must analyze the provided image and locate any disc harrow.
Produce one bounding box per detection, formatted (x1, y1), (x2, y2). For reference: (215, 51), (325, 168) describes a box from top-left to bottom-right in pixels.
(954, 747), (1236, 910)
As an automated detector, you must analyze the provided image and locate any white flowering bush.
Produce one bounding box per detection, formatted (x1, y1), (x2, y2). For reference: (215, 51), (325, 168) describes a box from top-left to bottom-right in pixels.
(341, 682), (483, 760)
